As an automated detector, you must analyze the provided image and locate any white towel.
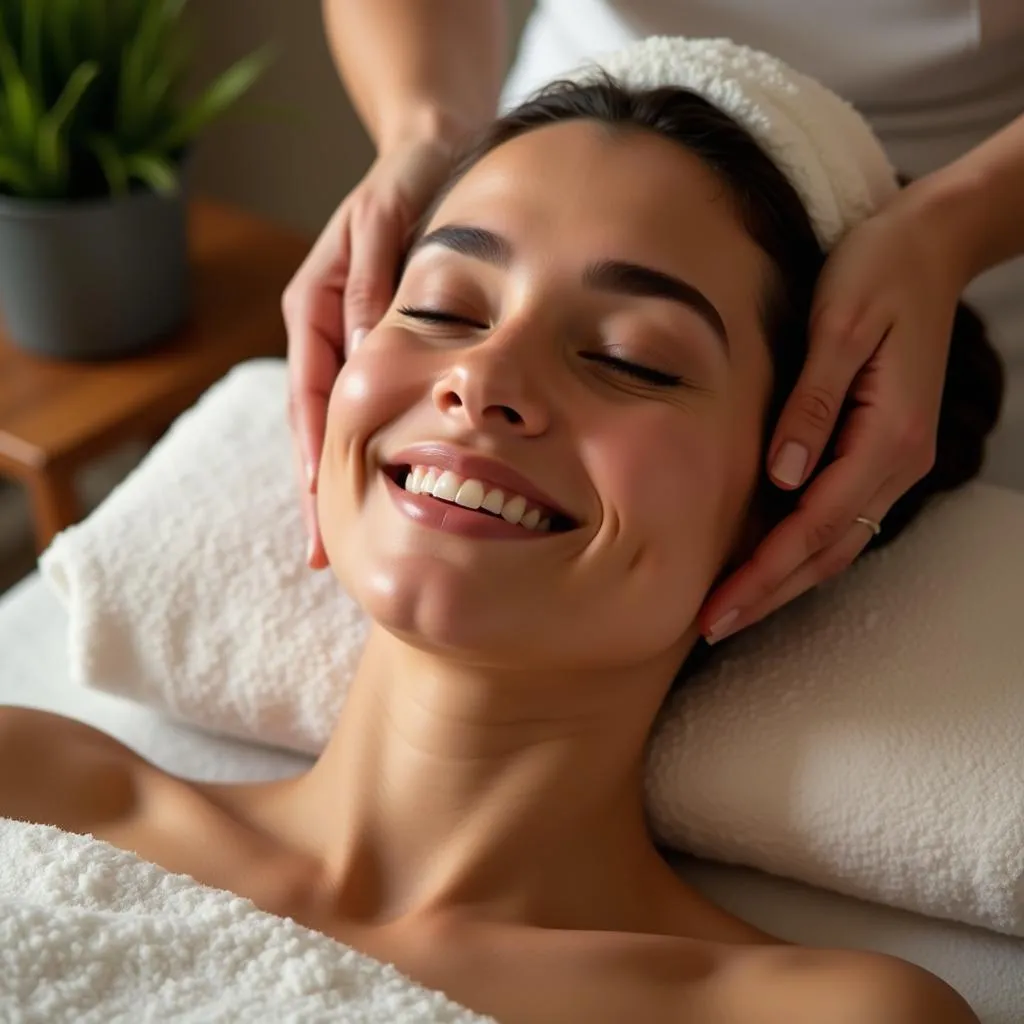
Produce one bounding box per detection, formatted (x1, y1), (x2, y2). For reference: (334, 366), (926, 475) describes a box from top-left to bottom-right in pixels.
(43, 361), (361, 755)
(646, 481), (1024, 937)
(569, 36), (899, 248)
(0, 817), (492, 1023)
(40, 361), (1024, 938)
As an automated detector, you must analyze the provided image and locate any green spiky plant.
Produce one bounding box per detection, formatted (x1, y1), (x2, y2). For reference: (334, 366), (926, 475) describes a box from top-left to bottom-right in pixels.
(0, 0), (270, 201)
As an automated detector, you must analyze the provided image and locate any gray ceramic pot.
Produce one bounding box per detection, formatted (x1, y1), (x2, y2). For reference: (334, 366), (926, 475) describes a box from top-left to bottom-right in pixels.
(0, 187), (189, 360)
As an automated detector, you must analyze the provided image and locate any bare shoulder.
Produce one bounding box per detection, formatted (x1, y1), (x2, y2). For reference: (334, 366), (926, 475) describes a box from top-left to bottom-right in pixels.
(0, 708), (303, 903)
(813, 950), (980, 1024)
(722, 945), (980, 1024)
(0, 705), (142, 832)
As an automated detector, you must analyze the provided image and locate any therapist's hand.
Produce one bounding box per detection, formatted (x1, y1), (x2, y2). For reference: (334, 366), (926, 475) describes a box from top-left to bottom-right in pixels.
(283, 134), (458, 568)
(700, 187), (968, 643)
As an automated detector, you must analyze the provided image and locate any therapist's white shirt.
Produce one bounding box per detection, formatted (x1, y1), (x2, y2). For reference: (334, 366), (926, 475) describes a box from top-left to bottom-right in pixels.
(503, 0), (1024, 489)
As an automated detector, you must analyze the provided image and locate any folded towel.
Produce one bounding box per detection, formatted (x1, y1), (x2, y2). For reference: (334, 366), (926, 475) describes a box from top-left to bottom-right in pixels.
(41, 360), (1024, 938)
(0, 817), (492, 1022)
(569, 36), (899, 248)
(43, 360), (361, 754)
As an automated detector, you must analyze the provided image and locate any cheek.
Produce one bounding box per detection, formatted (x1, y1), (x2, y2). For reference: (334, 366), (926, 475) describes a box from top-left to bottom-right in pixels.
(320, 324), (438, 470)
(592, 408), (734, 552)
(317, 335), (425, 559)
(324, 344), (413, 444)
(565, 409), (735, 661)
(585, 398), (766, 607)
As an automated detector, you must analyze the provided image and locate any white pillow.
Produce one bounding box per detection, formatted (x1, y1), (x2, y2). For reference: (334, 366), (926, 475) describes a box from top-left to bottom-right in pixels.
(40, 360), (1024, 938)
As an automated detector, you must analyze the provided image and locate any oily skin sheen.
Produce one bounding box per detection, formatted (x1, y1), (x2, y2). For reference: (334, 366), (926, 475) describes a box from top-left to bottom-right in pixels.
(0, 122), (979, 1022)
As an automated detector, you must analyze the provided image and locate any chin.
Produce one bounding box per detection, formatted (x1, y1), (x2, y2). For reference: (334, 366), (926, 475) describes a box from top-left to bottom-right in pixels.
(346, 550), (531, 659)
(325, 484), (548, 660)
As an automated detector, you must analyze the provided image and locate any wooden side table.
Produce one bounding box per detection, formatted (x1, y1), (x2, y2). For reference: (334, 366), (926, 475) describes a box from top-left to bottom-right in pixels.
(0, 200), (310, 552)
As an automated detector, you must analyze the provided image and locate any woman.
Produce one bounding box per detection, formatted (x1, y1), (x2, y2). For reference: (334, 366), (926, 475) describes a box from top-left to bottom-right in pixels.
(286, 1), (1024, 647)
(1, 76), (1001, 1022)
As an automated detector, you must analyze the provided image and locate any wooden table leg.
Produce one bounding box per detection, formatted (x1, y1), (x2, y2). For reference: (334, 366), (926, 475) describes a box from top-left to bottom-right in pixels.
(26, 467), (81, 554)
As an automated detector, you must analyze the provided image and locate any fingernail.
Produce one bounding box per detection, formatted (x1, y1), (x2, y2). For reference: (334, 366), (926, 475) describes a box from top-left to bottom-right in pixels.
(306, 537), (316, 566)
(306, 459), (318, 491)
(772, 441), (808, 487)
(705, 608), (739, 646)
(349, 327), (367, 354)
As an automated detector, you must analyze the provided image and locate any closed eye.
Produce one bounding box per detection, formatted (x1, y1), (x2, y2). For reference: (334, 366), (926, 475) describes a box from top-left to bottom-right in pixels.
(581, 352), (684, 387)
(399, 307), (684, 387)
(397, 305), (488, 329)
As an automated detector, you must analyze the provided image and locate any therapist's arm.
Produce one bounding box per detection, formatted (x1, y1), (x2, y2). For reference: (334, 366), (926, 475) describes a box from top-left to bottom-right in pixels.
(286, 3), (509, 570)
(323, 0), (508, 155)
(913, 111), (1024, 280)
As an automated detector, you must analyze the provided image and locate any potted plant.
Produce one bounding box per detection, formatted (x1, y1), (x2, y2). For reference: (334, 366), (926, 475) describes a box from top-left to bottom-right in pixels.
(0, 0), (269, 359)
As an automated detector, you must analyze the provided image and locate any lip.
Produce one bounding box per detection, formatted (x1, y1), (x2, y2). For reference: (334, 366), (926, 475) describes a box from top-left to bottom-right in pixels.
(384, 443), (578, 524)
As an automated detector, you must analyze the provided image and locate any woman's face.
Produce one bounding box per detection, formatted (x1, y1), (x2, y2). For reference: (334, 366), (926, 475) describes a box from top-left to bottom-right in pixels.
(318, 120), (774, 674)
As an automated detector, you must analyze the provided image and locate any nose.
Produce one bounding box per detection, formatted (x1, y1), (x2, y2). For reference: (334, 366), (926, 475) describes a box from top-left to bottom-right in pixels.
(431, 330), (551, 436)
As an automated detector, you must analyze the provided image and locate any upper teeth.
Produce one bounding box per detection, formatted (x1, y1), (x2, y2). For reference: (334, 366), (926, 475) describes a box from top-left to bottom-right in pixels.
(403, 465), (551, 530)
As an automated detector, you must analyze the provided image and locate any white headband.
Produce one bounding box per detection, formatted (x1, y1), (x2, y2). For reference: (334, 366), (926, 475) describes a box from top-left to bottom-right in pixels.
(566, 36), (899, 248)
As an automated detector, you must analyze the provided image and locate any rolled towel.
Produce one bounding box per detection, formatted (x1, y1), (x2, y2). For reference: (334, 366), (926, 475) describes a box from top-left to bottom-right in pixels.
(40, 360), (1024, 938)
(568, 36), (899, 248)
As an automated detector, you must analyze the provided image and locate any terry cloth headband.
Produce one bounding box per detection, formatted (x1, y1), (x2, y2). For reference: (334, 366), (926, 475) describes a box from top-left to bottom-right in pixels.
(565, 36), (900, 249)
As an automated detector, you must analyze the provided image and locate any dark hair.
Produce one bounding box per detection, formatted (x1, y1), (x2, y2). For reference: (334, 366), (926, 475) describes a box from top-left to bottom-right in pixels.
(423, 75), (1004, 549)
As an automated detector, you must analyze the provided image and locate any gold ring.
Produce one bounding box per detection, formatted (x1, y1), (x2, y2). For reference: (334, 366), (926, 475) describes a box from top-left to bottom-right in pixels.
(854, 515), (882, 537)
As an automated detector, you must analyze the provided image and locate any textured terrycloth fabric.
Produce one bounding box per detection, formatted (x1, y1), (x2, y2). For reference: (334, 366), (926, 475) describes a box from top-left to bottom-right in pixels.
(645, 479), (1024, 937)
(563, 36), (900, 248)
(40, 360), (1024, 938)
(42, 361), (362, 756)
(0, 818), (491, 1023)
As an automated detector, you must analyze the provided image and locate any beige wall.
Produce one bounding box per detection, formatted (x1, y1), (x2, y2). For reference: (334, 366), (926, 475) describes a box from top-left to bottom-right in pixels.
(185, 2), (535, 237)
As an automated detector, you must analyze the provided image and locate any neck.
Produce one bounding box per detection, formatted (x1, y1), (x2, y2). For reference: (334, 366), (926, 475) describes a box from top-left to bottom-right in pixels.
(280, 627), (692, 933)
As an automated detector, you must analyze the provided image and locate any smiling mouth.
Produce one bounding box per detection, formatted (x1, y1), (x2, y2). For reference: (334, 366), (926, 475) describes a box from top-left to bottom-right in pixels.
(382, 464), (578, 533)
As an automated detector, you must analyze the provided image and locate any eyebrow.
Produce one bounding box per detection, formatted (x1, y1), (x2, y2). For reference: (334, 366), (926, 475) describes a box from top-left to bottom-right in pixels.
(409, 223), (729, 352)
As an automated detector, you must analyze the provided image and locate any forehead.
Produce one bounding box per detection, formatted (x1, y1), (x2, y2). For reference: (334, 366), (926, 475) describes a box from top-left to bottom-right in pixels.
(427, 120), (771, 300)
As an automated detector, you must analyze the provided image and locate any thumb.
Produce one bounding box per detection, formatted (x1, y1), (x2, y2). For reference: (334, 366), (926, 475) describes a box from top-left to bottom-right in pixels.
(769, 331), (867, 489)
(343, 214), (402, 356)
